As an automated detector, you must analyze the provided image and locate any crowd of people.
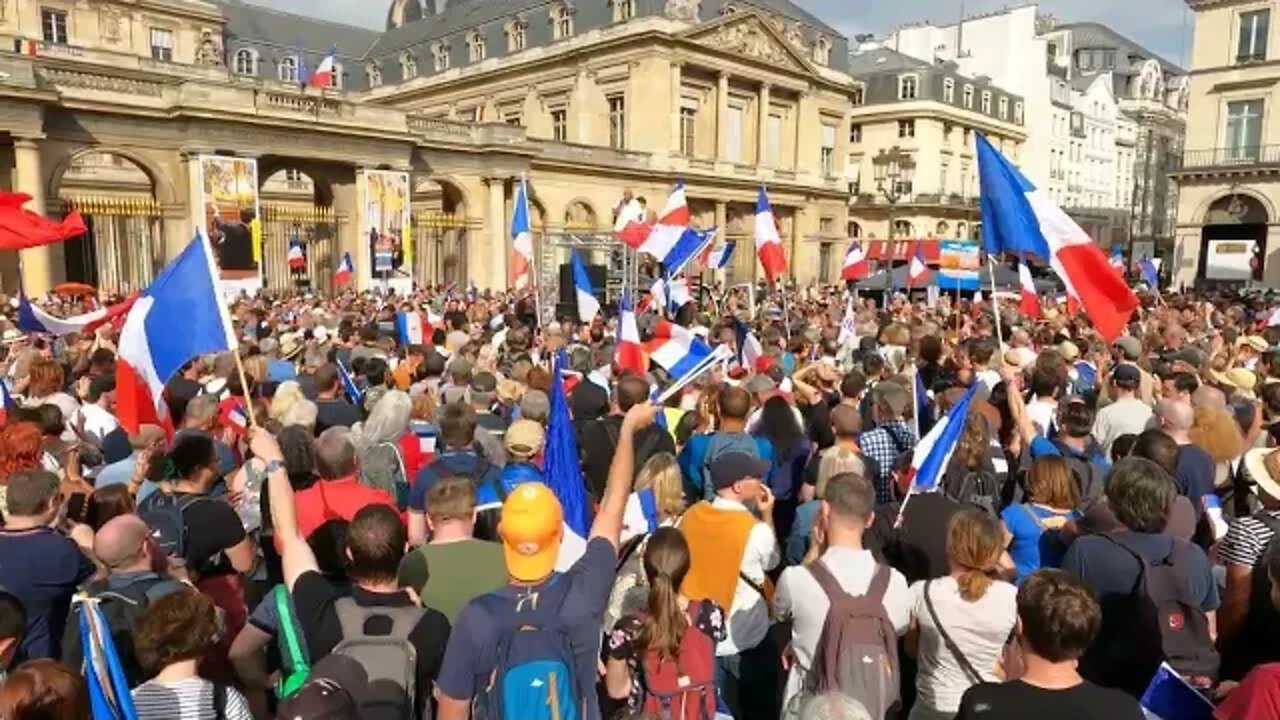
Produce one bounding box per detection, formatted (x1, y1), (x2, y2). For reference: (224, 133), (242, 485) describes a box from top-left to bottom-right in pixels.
(1, 280), (1280, 720)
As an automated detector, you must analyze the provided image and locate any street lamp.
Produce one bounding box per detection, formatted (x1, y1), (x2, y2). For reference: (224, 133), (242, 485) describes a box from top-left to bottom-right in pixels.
(872, 147), (916, 294)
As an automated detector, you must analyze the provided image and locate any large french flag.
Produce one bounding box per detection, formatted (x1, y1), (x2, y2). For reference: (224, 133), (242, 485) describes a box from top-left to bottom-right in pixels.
(310, 46), (338, 88)
(547, 350), (590, 570)
(571, 248), (600, 324)
(662, 226), (717, 277)
(978, 133), (1137, 341)
(905, 384), (978, 493)
(615, 291), (647, 377)
(17, 292), (136, 337)
(907, 242), (929, 288)
(754, 186), (788, 283)
(334, 252), (354, 285)
(1018, 262), (1041, 319)
(116, 232), (237, 434)
(842, 240), (870, 281)
(636, 182), (692, 261)
(646, 320), (712, 377)
(512, 177), (535, 289)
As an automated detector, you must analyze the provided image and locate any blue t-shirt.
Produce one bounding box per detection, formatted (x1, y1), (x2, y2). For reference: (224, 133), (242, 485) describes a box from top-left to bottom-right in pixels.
(410, 450), (501, 512)
(1001, 503), (1080, 584)
(0, 527), (95, 663)
(1174, 444), (1216, 518)
(1061, 530), (1220, 612)
(436, 537), (616, 720)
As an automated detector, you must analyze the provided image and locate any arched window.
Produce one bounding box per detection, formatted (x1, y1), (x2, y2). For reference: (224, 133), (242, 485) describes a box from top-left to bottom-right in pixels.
(367, 62), (382, 88)
(956, 221), (968, 239)
(506, 17), (528, 51)
(278, 55), (298, 83)
(432, 42), (450, 71)
(331, 62), (345, 89)
(468, 31), (486, 62)
(551, 3), (574, 40)
(234, 48), (257, 75)
(893, 220), (915, 238)
(935, 221), (950, 237)
(849, 221), (862, 238)
(402, 52), (418, 79)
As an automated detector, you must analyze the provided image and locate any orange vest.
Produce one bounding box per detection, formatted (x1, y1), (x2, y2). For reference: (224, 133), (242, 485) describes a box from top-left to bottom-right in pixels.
(680, 500), (757, 612)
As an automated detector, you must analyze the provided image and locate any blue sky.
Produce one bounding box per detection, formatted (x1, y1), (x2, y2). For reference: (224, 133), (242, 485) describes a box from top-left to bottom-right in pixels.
(253, 0), (1195, 69)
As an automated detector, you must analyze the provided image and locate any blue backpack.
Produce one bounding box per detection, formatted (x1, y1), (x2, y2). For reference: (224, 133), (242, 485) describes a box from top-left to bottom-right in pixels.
(474, 577), (580, 720)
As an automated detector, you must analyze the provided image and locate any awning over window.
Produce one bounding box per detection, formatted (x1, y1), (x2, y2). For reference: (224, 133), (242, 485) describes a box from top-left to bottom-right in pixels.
(863, 239), (943, 264)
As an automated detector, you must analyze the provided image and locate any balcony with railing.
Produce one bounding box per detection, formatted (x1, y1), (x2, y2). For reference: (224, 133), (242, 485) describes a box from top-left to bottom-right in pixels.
(1171, 145), (1280, 173)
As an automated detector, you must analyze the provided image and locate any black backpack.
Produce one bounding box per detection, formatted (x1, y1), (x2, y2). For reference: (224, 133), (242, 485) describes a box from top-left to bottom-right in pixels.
(137, 488), (206, 561)
(1050, 440), (1107, 509)
(1091, 534), (1219, 694)
(73, 576), (183, 687)
(943, 464), (999, 516)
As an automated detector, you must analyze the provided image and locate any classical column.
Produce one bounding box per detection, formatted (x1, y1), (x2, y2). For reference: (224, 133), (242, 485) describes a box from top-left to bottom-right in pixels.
(670, 62), (683, 156)
(757, 82), (771, 168)
(14, 137), (58, 295)
(716, 71), (730, 162)
(484, 177), (507, 291)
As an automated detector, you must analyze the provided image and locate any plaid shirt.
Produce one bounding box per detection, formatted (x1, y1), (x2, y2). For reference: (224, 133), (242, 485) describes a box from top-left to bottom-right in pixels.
(859, 421), (916, 504)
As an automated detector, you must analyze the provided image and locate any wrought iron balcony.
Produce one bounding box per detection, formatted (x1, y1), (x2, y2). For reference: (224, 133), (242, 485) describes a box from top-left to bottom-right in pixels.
(1172, 145), (1280, 172)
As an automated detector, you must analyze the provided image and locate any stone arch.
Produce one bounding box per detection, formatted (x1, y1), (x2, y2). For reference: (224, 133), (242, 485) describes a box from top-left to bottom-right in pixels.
(563, 197), (598, 231)
(413, 174), (472, 214)
(935, 220), (950, 237)
(1196, 188), (1275, 226)
(47, 145), (178, 207)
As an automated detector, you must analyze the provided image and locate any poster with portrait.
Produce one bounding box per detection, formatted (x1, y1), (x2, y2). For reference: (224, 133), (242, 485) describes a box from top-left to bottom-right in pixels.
(196, 155), (261, 295)
(938, 240), (981, 291)
(360, 170), (411, 293)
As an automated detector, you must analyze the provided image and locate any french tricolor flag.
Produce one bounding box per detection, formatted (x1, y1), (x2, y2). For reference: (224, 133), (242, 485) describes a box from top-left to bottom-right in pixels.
(0, 380), (15, 425)
(571, 248), (600, 324)
(17, 292), (137, 338)
(334, 252), (354, 285)
(396, 311), (427, 345)
(842, 240), (870, 281)
(1138, 256), (1161, 290)
(310, 46), (338, 88)
(287, 236), (306, 269)
(220, 397), (250, 437)
(620, 488), (661, 545)
(650, 276), (692, 313)
(615, 291), (647, 377)
(754, 186), (788, 283)
(645, 320), (712, 377)
(704, 241), (736, 270)
(906, 242), (929, 288)
(978, 132), (1137, 341)
(511, 177), (535, 289)
(631, 182), (692, 263)
(116, 232), (238, 434)
(905, 384), (978, 494)
(1018, 262), (1041, 319)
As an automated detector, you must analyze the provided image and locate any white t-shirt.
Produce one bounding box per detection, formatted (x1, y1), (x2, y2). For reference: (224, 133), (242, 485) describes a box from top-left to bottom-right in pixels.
(909, 575), (1018, 714)
(73, 402), (120, 444)
(774, 546), (911, 712)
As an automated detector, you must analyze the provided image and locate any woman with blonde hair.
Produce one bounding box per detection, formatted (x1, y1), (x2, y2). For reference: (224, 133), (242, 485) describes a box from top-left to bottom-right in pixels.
(607, 452), (687, 630)
(268, 380), (306, 424)
(1190, 403), (1246, 488)
(349, 389), (412, 506)
(907, 510), (1018, 720)
(1000, 456), (1080, 584)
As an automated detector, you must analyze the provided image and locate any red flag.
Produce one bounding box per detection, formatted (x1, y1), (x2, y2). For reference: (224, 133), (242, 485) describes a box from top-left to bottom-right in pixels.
(0, 193), (86, 250)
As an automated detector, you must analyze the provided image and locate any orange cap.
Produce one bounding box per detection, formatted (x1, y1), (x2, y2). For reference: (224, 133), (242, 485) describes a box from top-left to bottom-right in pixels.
(498, 483), (564, 582)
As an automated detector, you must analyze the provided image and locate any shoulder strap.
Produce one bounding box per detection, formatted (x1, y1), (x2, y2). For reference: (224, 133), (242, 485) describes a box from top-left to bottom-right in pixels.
(884, 425), (911, 455)
(923, 580), (985, 686)
(377, 441), (408, 483)
(804, 559), (848, 603)
(212, 682), (227, 720)
(274, 586), (308, 672)
(333, 596), (423, 640)
(1100, 533), (1150, 594)
(866, 564), (891, 602)
(1021, 504), (1047, 531)
(738, 571), (769, 601)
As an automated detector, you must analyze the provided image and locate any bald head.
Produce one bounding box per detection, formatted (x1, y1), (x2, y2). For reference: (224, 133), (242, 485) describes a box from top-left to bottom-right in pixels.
(1157, 399), (1194, 435)
(94, 514), (153, 571)
(128, 424), (165, 451)
(1193, 385), (1226, 410)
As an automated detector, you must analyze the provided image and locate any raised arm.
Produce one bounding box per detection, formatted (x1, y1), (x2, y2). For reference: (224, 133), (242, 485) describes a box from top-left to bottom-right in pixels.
(589, 402), (660, 549)
(251, 427), (319, 591)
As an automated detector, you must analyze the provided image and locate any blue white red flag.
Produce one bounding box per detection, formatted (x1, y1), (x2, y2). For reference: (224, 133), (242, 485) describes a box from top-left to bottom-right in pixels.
(310, 46), (337, 88)
(754, 186), (787, 282)
(705, 241), (736, 269)
(546, 349), (591, 569)
(115, 232), (237, 434)
(615, 290), (647, 377)
(571, 248), (600, 324)
(396, 311), (426, 345)
(511, 177), (535, 289)
(906, 384), (977, 493)
(337, 360), (362, 405)
(646, 320), (713, 377)
(1139, 662), (1213, 720)
(18, 292), (136, 337)
(334, 252), (354, 285)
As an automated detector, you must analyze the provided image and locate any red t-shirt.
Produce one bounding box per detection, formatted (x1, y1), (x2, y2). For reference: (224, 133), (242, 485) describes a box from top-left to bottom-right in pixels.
(294, 476), (404, 539)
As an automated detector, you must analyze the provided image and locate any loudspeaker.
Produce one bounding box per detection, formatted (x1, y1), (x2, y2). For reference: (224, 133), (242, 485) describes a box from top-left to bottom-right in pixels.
(557, 262), (607, 322)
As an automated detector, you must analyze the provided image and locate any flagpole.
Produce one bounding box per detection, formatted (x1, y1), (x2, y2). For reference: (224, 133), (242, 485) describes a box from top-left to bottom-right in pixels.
(989, 256), (1004, 348)
(201, 227), (259, 427)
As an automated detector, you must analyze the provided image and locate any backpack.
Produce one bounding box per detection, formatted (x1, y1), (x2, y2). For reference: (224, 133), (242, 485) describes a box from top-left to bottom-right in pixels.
(474, 577), (581, 720)
(362, 441), (409, 509)
(136, 488), (206, 561)
(273, 585), (312, 699)
(331, 597), (428, 719)
(795, 560), (900, 720)
(638, 601), (717, 720)
(943, 465), (1000, 516)
(701, 432), (762, 500)
(78, 576), (182, 687)
(1100, 534), (1219, 688)
(1051, 440), (1107, 509)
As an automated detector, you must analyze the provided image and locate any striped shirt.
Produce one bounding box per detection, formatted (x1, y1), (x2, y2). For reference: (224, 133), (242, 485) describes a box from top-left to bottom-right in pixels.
(1220, 511), (1280, 568)
(132, 678), (252, 720)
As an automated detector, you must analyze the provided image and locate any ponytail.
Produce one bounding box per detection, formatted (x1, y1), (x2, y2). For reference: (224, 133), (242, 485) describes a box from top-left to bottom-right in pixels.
(956, 568), (995, 602)
(640, 571), (688, 660)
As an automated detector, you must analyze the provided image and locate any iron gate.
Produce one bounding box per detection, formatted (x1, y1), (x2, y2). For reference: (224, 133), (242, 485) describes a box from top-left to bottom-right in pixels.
(60, 196), (162, 294)
(261, 204), (338, 295)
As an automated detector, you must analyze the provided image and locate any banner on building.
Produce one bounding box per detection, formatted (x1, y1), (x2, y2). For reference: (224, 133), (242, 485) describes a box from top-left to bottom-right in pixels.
(938, 240), (981, 291)
(196, 155), (261, 295)
(1205, 239), (1255, 281)
(359, 170), (411, 292)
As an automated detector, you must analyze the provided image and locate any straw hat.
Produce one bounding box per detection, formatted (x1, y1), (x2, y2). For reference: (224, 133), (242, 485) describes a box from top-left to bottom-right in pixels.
(1225, 368), (1258, 398)
(1244, 447), (1280, 501)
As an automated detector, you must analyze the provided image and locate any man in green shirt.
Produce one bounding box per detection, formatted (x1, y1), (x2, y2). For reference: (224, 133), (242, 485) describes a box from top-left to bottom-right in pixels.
(397, 475), (506, 623)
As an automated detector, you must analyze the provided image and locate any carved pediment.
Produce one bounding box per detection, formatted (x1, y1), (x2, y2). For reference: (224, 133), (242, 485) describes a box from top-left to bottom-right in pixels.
(686, 13), (812, 74)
